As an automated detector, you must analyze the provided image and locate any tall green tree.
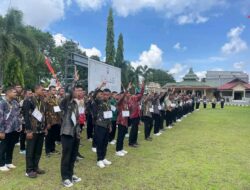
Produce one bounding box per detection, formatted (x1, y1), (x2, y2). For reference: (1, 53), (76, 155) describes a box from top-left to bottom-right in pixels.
(115, 33), (124, 68)
(105, 8), (115, 65)
(0, 9), (37, 86)
(4, 55), (24, 87)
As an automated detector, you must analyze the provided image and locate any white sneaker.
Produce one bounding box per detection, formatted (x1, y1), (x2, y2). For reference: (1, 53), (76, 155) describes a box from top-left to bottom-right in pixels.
(88, 138), (93, 142)
(115, 151), (125, 157)
(154, 133), (161, 136)
(177, 119), (182, 122)
(0, 166), (10, 172)
(15, 143), (20, 146)
(102, 159), (112, 165)
(97, 161), (105, 168)
(72, 175), (81, 183)
(184, 115), (187, 118)
(6, 164), (16, 169)
(125, 134), (129, 138)
(121, 150), (128, 154)
(110, 140), (116, 145)
(92, 147), (97, 153)
(138, 131), (141, 134)
(19, 150), (26, 155)
(167, 126), (172, 129)
(62, 179), (74, 187)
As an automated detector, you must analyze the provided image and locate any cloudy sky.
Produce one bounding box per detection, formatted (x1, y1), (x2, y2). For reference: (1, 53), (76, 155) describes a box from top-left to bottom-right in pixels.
(1, 0), (250, 81)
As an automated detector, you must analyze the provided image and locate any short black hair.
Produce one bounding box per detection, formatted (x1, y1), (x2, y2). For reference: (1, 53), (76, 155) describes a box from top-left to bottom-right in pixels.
(103, 88), (111, 93)
(49, 85), (56, 91)
(34, 84), (43, 92)
(112, 91), (118, 94)
(4, 86), (16, 93)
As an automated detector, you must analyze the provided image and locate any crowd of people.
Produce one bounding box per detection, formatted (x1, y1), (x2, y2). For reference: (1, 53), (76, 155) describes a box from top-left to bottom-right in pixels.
(0, 73), (225, 188)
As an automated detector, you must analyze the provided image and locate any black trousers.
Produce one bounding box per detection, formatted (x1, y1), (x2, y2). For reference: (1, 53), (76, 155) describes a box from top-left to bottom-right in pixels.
(192, 103), (195, 112)
(196, 103), (200, 109)
(165, 110), (172, 126)
(212, 103), (216, 109)
(86, 114), (94, 139)
(61, 135), (79, 181)
(129, 117), (140, 145)
(203, 103), (207, 109)
(26, 133), (44, 173)
(116, 124), (127, 151)
(109, 120), (117, 142)
(221, 102), (224, 108)
(45, 124), (61, 154)
(92, 124), (97, 148)
(95, 125), (109, 161)
(20, 124), (26, 151)
(0, 131), (19, 167)
(159, 111), (165, 130)
(143, 116), (153, 139)
(152, 113), (160, 134)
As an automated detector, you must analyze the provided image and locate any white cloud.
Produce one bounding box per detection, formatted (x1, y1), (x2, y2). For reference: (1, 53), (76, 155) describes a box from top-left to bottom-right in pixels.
(66, 0), (72, 6)
(168, 63), (187, 75)
(221, 25), (248, 54)
(195, 71), (207, 80)
(53, 33), (102, 57)
(111, 0), (226, 24)
(0, 0), (65, 29)
(79, 46), (102, 57)
(233, 61), (245, 70)
(75, 0), (106, 11)
(177, 13), (209, 25)
(208, 56), (226, 62)
(131, 44), (163, 68)
(168, 63), (188, 81)
(53, 33), (67, 47)
(173, 42), (187, 51)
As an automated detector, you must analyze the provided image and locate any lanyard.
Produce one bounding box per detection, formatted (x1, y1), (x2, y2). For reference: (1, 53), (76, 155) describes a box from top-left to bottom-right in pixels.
(35, 97), (42, 111)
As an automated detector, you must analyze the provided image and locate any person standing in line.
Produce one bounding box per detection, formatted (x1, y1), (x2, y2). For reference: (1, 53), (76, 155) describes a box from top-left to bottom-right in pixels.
(45, 85), (62, 157)
(59, 71), (82, 187)
(152, 93), (161, 136)
(203, 95), (207, 109)
(109, 91), (118, 145)
(212, 97), (217, 109)
(115, 83), (131, 156)
(220, 96), (225, 109)
(92, 82), (113, 168)
(142, 93), (154, 141)
(0, 87), (21, 172)
(128, 81), (145, 148)
(19, 89), (33, 155)
(23, 85), (47, 178)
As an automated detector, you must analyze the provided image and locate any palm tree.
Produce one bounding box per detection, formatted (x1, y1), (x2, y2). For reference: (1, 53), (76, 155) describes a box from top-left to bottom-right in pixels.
(0, 9), (37, 86)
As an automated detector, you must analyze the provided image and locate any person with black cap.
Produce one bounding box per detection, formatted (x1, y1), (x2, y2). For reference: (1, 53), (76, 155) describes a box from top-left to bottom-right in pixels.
(92, 82), (113, 168)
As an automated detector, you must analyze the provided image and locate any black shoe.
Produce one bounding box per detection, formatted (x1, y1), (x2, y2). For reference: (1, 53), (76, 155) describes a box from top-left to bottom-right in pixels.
(145, 137), (153, 141)
(36, 168), (45, 175)
(50, 150), (60, 154)
(129, 144), (138, 148)
(26, 171), (37, 178)
(77, 153), (84, 160)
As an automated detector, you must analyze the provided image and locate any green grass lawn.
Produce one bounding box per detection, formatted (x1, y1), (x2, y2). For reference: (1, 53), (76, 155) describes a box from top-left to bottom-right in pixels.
(0, 106), (250, 190)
